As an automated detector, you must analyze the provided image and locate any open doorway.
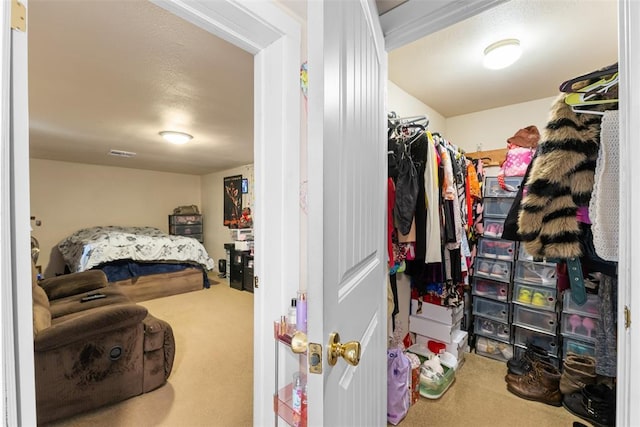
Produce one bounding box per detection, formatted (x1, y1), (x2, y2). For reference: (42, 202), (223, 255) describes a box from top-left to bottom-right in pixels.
(383, 0), (621, 424)
(13, 1), (300, 426)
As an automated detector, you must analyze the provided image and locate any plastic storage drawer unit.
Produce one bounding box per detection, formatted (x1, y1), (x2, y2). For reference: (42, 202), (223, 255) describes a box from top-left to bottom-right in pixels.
(512, 281), (557, 311)
(513, 326), (559, 356)
(477, 237), (516, 261)
(484, 176), (524, 198)
(483, 197), (514, 219)
(514, 260), (557, 287)
(474, 317), (511, 343)
(483, 218), (505, 239)
(472, 297), (510, 323)
(475, 336), (513, 362)
(563, 337), (597, 358)
(512, 304), (558, 334)
(563, 291), (600, 318)
(561, 313), (600, 342)
(474, 257), (512, 283)
(472, 277), (509, 302)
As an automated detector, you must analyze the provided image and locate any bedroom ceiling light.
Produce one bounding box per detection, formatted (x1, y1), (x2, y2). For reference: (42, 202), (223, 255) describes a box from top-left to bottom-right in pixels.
(159, 130), (193, 145)
(483, 38), (522, 70)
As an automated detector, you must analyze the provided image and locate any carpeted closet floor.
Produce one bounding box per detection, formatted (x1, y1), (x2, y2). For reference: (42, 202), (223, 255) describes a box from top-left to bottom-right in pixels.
(44, 281), (583, 427)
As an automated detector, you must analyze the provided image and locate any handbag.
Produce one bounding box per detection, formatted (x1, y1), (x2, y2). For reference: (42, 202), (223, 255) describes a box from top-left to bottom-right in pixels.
(497, 145), (535, 191)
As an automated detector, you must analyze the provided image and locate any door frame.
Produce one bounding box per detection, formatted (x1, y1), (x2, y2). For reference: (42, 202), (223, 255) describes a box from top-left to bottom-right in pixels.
(2, 1), (301, 425)
(381, 0), (638, 424)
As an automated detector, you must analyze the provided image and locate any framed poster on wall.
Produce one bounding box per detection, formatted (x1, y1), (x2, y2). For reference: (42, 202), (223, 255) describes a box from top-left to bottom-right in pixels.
(223, 175), (243, 228)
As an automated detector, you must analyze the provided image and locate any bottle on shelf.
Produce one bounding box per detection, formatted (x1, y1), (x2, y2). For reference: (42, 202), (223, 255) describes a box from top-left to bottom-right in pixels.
(288, 298), (297, 335)
(296, 291), (307, 333)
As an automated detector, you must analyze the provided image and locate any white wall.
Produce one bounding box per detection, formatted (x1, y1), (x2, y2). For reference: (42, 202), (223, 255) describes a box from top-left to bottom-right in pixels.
(446, 95), (557, 152)
(388, 80), (446, 133)
(30, 159), (201, 277)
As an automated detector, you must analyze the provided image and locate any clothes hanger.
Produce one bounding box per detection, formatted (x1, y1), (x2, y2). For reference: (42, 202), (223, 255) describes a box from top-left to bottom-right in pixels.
(564, 72), (618, 102)
(559, 63), (618, 93)
(564, 73), (618, 114)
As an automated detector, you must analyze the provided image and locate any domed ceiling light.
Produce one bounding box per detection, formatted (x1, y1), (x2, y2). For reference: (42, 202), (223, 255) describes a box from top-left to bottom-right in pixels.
(483, 38), (522, 70)
(159, 130), (193, 145)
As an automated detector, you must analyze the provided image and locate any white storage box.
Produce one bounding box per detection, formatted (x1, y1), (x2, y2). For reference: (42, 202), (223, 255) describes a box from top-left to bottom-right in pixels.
(230, 228), (253, 241)
(415, 330), (468, 361)
(234, 241), (252, 251)
(410, 300), (464, 325)
(409, 315), (461, 344)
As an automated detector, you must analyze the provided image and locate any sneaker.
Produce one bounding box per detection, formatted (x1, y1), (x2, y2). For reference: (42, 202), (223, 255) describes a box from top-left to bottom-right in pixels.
(483, 241), (497, 258)
(477, 261), (491, 275)
(475, 281), (490, 296)
(495, 242), (514, 260)
(480, 319), (496, 335)
(489, 263), (507, 280)
(498, 343), (513, 360)
(531, 291), (549, 307)
(485, 223), (499, 237)
(497, 325), (511, 340)
(517, 288), (532, 304)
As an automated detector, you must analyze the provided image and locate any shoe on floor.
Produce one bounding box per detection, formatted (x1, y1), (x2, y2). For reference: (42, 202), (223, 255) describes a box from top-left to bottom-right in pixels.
(507, 342), (550, 376)
(506, 360), (562, 406)
(562, 383), (615, 427)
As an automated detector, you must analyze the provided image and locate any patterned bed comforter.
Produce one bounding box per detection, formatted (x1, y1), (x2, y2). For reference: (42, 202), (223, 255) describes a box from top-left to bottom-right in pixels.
(58, 226), (215, 273)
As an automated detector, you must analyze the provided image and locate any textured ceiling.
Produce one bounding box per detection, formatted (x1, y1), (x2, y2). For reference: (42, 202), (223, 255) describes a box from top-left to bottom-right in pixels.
(28, 0), (618, 175)
(28, 0), (254, 175)
(388, 0), (618, 117)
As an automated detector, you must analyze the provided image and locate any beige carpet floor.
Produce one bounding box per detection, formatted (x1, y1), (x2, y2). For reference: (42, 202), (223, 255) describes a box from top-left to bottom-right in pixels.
(45, 281), (585, 427)
(46, 281), (254, 427)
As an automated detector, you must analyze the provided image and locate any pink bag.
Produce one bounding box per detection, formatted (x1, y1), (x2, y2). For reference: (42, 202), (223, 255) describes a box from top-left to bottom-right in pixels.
(502, 145), (535, 177)
(498, 145), (535, 191)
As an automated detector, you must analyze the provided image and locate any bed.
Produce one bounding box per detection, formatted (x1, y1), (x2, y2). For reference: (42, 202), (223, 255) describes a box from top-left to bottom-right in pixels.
(58, 226), (215, 301)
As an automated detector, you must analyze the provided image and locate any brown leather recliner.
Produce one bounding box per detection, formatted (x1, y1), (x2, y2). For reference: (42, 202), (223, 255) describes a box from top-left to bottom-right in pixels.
(32, 265), (175, 425)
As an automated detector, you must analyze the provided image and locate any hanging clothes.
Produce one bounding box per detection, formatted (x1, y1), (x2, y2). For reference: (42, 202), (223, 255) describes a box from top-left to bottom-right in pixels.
(423, 133), (442, 264)
(518, 93), (602, 259)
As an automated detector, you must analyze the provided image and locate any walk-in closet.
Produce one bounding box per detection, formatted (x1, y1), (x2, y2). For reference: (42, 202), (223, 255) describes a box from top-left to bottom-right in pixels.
(385, 1), (619, 425)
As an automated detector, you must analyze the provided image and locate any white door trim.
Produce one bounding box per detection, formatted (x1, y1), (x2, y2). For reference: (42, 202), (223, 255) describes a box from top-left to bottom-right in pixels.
(142, 2), (302, 425)
(3, 1), (301, 425)
(617, 1), (638, 425)
(2, 0), (37, 424)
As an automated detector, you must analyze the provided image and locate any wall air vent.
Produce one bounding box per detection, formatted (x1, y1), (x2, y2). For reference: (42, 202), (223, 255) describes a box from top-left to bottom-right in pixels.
(109, 149), (137, 158)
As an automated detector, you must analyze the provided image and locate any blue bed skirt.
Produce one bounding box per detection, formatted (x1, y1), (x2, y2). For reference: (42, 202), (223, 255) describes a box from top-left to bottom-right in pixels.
(96, 260), (210, 288)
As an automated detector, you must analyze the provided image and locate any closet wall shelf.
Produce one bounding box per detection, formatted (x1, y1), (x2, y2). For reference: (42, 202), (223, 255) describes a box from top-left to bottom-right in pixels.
(466, 148), (507, 167)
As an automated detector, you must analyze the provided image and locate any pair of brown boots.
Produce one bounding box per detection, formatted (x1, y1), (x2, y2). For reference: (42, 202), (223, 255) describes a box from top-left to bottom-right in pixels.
(506, 359), (563, 406)
(505, 352), (596, 407)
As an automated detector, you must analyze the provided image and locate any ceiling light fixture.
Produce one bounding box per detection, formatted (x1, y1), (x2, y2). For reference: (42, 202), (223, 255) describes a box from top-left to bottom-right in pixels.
(483, 38), (522, 70)
(159, 130), (193, 145)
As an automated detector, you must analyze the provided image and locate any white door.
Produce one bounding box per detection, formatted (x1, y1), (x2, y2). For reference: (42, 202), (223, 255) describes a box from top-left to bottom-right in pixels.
(306, 1), (388, 425)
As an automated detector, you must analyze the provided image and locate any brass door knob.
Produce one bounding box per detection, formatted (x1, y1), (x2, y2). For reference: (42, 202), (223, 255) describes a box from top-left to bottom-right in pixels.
(327, 332), (360, 366)
(291, 331), (308, 354)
